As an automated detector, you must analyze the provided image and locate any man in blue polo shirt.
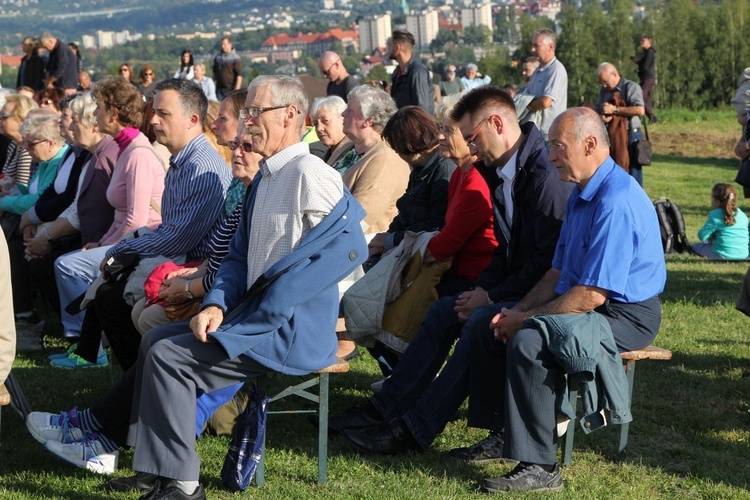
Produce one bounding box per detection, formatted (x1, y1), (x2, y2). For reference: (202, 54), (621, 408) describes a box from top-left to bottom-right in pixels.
(481, 107), (665, 493)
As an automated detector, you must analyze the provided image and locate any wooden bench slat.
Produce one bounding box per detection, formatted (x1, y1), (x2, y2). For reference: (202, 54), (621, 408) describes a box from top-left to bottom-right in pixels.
(316, 358), (350, 374)
(620, 345), (672, 361)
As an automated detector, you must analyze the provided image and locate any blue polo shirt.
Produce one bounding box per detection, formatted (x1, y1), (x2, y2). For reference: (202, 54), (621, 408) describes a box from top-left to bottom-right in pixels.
(551, 157), (665, 302)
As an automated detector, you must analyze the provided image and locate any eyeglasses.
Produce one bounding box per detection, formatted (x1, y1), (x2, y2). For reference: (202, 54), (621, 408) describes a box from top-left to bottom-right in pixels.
(227, 140), (253, 153)
(24, 139), (47, 148)
(239, 105), (290, 121)
(322, 59), (340, 77)
(0, 113), (11, 120)
(446, 69), (456, 73)
(144, 72), (154, 76)
(464, 116), (490, 148)
(119, 68), (129, 72)
(41, 99), (55, 106)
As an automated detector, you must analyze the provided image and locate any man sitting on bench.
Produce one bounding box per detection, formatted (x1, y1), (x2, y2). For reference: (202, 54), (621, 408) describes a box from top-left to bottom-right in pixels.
(478, 107), (665, 492)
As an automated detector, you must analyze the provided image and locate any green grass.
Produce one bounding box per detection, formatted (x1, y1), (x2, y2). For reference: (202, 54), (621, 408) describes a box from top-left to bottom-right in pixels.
(2, 112), (750, 498)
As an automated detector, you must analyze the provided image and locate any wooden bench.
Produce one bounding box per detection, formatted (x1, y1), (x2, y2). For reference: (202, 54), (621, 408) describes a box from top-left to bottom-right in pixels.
(560, 345), (673, 465)
(255, 357), (350, 486)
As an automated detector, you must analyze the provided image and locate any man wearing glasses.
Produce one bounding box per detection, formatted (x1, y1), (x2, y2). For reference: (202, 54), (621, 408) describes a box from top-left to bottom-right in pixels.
(439, 64), (465, 97)
(332, 86), (571, 463)
(319, 51), (358, 103)
(33, 75), (366, 499)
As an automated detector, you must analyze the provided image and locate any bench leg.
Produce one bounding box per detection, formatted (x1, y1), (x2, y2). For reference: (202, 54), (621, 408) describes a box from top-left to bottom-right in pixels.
(318, 373), (329, 484)
(561, 389), (577, 465)
(618, 359), (637, 460)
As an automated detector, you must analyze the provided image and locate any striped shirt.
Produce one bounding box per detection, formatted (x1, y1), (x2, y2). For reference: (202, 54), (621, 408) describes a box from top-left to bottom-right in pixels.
(2, 142), (33, 187)
(106, 134), (232, 261)
(202, 200), (244, 291)
(246, 142), (343, 287)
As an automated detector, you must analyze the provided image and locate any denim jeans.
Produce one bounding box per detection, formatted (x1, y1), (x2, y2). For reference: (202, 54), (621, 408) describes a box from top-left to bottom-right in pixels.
(370, 293), (511, 449)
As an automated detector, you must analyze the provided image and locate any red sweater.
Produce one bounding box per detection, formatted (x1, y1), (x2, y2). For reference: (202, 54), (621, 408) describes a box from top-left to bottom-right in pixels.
(427, 165), (497, 282)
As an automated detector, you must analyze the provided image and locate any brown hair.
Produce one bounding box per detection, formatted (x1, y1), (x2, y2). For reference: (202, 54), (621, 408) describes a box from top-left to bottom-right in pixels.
(139, 64), (155, 83)
(381, 105), (439, 157)
(91, 76), (144, 128)
(118, 63), (135, 83)
(712, 183), (738, 226)
(37, 88), (64, 111)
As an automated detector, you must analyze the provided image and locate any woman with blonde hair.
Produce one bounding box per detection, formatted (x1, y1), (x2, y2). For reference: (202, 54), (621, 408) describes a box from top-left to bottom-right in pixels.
(0, 94), (37, 186)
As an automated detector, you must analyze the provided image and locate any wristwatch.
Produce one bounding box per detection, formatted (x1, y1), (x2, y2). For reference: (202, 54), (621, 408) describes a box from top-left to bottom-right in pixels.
(614, 108), (620, 115)
(185, 279), (194, 300)
(43, 228), (53, 243)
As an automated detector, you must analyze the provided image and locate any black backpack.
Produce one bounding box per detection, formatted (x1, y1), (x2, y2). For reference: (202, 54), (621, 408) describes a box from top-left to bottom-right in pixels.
(653, 197), (691, 254)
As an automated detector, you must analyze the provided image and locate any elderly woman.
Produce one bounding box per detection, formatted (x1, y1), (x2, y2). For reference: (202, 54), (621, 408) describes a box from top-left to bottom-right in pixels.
(210, 89), (249, 215)
(369, 105), (456, 264)
(21, 94), (119, 349)
(138, 64), (159, 97)
(1, 110), (68, 326)
(310, 95), (354, 166)
(340, 85), (409, 235)
(0, 94), (37, 186)
(52, 77), (165, 352)
(130, 125), (262, 335)
(426, 94), (497, 293)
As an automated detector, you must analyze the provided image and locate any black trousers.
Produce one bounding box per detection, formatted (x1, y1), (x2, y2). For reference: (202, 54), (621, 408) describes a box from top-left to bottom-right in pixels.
(75, 278), (142, 370)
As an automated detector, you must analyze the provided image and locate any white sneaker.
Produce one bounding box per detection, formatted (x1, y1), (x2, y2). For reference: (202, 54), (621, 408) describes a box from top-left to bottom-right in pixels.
(26, 407), (87, 444)
(45, 435), (118, 475)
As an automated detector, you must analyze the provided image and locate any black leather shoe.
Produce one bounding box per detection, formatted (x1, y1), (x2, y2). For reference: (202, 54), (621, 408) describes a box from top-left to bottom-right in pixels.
(139, 482), (206, 500)
(329, 401), (386, 433)
(105, 472), (160, 494)
(342, 418), (420, 455)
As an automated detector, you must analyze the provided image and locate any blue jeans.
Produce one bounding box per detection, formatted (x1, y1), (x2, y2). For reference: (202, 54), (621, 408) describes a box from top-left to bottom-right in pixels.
(370, 294), (511, 449)
(54, 245), (112, 337)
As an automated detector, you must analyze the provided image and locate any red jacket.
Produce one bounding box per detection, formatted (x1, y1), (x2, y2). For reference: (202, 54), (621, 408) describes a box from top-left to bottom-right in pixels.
(427, 165), (497, 282)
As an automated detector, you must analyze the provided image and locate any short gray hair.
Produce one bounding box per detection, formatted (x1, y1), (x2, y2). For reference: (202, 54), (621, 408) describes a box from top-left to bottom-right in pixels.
(347, 85), (397, 132)
(20, 108), (65, 143)
(40, 32), (55, 44)
(466, 63), (478, 72)
(310, 95), (346, 121)
(69, 93), (98, 129)
(248, 75), (308, 129)
(437, 91), (467, 122)
(533, 28), (557, 47)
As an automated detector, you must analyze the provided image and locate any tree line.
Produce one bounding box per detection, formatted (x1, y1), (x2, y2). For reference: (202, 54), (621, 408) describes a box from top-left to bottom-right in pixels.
(473, 0), (750, 110)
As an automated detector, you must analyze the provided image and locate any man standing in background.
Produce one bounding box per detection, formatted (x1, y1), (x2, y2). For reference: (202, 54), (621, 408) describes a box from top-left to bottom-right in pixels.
(213, 37), (242, 100)
(633, 35), (657, 124)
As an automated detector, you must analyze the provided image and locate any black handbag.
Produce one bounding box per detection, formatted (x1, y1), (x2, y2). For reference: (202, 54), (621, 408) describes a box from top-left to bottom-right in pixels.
(637, 121), (653, 166)
(102, 253), (140, 281)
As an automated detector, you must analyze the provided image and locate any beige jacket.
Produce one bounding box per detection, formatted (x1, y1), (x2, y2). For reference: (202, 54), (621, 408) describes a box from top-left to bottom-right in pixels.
(0, 229), (16, 385)
(342, 140), (409, 234)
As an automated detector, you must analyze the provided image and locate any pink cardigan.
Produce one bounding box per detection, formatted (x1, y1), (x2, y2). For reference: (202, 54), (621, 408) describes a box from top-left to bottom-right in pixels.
(99, 132), (166, 246)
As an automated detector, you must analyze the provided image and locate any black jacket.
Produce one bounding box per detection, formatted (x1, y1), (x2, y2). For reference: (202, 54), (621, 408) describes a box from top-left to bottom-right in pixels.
(46, 40), (78, 90)
(17, 53), (45, 91)
(387, 150), (456, 247)
(391, 57), (434, 115)
(475, 122), (573, 302)
(31, 146), (90, 223)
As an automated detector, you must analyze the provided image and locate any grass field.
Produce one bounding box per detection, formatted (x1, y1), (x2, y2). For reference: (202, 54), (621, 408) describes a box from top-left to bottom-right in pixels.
(1, 109), (749, 499)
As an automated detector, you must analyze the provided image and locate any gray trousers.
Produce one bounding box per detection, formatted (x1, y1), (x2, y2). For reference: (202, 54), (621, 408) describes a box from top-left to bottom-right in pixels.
(127, 323), (267, 481)
(502, 298), (661, 465)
